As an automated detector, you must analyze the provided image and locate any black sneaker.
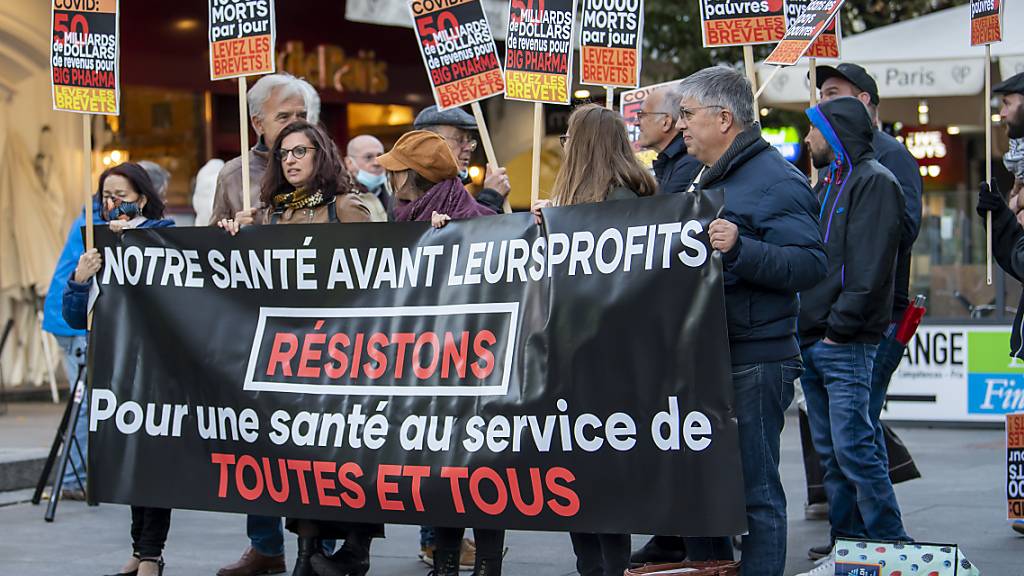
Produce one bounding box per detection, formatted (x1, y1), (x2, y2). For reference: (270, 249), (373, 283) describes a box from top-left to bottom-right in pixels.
(808, 542), (833, 561)
(630, 536), (687, 566)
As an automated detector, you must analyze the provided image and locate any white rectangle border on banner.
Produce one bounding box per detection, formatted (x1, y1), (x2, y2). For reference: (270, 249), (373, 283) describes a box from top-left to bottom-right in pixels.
(243, 302), (519, 397)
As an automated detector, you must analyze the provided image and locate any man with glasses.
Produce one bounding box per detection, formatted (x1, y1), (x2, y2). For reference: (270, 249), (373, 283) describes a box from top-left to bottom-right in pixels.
(636, 86), (702, 195)
(675, 66), (826, 576)
(414, 105), (511, 213)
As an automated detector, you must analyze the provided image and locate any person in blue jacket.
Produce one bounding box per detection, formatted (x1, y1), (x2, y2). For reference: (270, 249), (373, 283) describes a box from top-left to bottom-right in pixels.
(41, 196), (103, 499)
(63, 162), (174, 576)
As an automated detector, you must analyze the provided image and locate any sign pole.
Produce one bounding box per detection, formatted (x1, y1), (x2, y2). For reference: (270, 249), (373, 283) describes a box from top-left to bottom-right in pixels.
(471, 101), (510, 214)
(605, 87), (614, 109)
(743, 45), (759, 109)
(83, 115), (94, 251)
(985, 43), (993, 286)
(531, 103), (543, 206)
(809, 56), (818, 186)
(754, 66), (782, 101)
(239, 77), (252, 213)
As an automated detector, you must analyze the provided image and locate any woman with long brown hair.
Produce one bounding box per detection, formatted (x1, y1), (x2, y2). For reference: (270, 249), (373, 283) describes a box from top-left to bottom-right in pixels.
(533, 104), (655, 576)
(219, 121), (383, 576)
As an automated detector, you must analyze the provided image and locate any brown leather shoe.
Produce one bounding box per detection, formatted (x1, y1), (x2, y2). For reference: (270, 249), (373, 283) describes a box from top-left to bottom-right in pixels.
(217, 547), (286, 576)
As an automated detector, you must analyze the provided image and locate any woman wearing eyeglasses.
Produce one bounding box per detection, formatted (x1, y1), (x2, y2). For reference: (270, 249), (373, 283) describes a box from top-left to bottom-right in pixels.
(535, 104), (656, 576)
(218, 121), (383, 576)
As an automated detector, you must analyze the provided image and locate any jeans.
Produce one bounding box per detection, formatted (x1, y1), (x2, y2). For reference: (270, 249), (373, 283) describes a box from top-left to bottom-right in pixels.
(55, 335), (88, 486)
(731, 357), (799, 575)
(869, 328), (905, 469)
(420, 526), (435, 548)
(436, 528), (504, 570)
(802, 340), (909, 541)
(249, 516), (334, 556)
(569, 533), (630, 576)
(131, 506), (171, 558)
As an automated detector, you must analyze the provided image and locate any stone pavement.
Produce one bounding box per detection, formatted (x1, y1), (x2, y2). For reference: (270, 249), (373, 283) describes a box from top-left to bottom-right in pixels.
(0, 402), (1022, 575)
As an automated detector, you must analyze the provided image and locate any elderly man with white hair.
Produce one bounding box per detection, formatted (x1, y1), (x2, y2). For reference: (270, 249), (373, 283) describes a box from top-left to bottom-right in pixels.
(209, 73), (321, 226)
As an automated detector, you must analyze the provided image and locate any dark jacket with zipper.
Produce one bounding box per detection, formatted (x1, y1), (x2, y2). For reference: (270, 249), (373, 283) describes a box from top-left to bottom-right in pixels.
(653, 134), (703, 195)
(694, 126), (827, 364)
(799, 97), (905, 347)
(987, 200), (1024, 359)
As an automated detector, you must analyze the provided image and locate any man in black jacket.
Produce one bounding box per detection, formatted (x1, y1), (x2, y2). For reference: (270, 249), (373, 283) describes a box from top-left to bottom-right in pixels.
(637, 87), (702, 195)
(675, 66), (827, 576)
(797, 97), (909, 574)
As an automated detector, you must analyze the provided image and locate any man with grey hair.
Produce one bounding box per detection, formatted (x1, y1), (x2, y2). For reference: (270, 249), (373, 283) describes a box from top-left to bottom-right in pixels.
(636, 87), (702, 195)
(214, 73), (326, 576)
(676, 65), (827, 576)
(209, 73), (321, 226)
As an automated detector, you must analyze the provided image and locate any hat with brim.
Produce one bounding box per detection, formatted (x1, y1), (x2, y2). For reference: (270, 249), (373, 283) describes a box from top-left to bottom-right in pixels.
(813, 63), (880, 106)
(994, 72), (1024, 95)
(378, 131), (459, 184)
(413, 105), (478, 131)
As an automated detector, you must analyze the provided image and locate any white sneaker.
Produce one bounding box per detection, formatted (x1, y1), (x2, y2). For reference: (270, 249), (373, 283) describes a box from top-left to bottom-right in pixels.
(794, 551), (835, 576)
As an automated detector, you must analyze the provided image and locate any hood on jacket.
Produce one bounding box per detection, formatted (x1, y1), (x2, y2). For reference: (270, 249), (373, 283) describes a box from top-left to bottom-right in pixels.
(805, 97), (876, 171)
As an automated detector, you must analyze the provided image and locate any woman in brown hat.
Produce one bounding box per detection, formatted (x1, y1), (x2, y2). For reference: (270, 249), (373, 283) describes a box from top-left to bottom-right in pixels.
(218, 120), (383, 576)
(378, 130), (504, 576)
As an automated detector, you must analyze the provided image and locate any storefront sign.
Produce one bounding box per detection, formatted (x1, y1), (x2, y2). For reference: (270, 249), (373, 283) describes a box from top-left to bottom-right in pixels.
(87, 194), (748, 535)
(785, 0), (840, 59)
(969, 0), (1003, 46)
(579, 0), (644, 88)
(762, 126), (801, 162)
(764, 0), (843, 66)
(1008, 413), (1024, 520)
(887, 325), (1023, 423)
(409, 0), (505, 110)
(698, 0), (787, 48)
(50, 0), (120, 115)
(504, 0), (577, 104)
(757, 58), (986, 103)
(208, 0), (276, 80)
(277, 42), (389, 96)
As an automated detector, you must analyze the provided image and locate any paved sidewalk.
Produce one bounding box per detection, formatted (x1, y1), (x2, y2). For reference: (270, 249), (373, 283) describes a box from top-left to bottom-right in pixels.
(0, 410), (1022, 575)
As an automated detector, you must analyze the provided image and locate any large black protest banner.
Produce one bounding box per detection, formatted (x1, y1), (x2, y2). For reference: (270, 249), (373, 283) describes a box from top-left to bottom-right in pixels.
(87, 193), (746, 535)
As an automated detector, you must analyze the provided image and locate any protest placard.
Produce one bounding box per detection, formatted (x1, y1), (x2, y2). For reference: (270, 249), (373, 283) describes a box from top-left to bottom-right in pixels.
(88, 193), (748, 535)
(410, 0), (505, 110)
(1009, 413), (1024, 519)
(698, 0), (787, 48)
(786, 0), (841, 59)
(579, 0), (644, 88)
(50, 0), (120, 115)
(764, 0), (843, 67)
(970, 0), (1003, 46)
(208, 0), (276, 80)
(504, 0), (577, 105)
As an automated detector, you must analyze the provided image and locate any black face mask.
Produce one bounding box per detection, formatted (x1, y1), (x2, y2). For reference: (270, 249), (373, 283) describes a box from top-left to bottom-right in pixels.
(105, 200), (141, 221)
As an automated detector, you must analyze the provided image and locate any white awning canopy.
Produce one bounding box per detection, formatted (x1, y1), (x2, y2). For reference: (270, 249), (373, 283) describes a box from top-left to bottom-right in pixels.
(757, 2), (1024, 121)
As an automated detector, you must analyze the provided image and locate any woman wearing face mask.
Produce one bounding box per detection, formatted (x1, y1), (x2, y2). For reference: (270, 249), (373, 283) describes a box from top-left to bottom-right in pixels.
(532, 104), (655, 576)
(62, 162), (175, 576)
(375, 130), (503, 576)
(219, 121), (383, 576)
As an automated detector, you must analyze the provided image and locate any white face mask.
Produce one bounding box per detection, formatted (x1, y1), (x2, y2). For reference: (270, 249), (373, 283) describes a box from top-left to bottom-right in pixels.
(458, 169), (469, 181)
(357, 170), (387, 190)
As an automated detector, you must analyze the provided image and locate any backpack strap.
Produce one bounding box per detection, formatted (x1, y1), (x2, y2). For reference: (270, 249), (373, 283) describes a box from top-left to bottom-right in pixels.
(327, 198), (338, 223)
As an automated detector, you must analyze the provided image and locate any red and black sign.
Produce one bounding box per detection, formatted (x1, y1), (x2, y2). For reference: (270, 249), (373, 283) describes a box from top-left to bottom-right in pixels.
(50, 0), (120, 115)
(579, 0), (644, 88)
(699, 0), (787, 48)
(970, 0), (1003, 46)
(785, 0), (840, 59)
(87, 193), (747, 535)
(208, 0), (276, 80)
(409, 0), (505, 111)
(505, 0), (577, 104)
(765, 0), (843, 66)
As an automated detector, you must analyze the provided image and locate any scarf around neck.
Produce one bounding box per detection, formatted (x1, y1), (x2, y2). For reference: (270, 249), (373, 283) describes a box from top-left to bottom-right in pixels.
(392, 178), (495, 223)
(273, 187), (325, 211)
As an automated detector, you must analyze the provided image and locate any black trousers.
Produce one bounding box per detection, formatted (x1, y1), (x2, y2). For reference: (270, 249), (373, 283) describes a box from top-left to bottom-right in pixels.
(130, 506), (171, 558)
(435, 527), (505, 567)
(569, 532), (630, 576)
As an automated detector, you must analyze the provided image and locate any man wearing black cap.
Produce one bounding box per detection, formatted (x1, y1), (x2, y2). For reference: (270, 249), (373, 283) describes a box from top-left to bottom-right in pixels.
(413, 105), (511, 213)
(803, 62), (924, 559)
(978, 73), (1024, 538)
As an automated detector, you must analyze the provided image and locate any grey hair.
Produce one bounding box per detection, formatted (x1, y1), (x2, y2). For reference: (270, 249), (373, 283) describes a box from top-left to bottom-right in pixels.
(138, 160), (170, 195)
(247, 73), (321, 124)
(659, 86), (684, 122)
(676, 66), (755, 129)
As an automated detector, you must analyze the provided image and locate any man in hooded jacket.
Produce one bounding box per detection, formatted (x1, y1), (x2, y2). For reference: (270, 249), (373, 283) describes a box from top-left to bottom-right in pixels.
(796, 97), (908, 574)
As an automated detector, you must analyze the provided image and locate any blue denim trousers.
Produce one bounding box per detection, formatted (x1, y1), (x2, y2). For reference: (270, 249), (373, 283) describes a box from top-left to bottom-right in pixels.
(729, 357), (800, 575)
(247, 516), (334, 556)
(869, 328), (905, 469)
(802, 340), (909, 541)
(56, 335), (89, 486)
